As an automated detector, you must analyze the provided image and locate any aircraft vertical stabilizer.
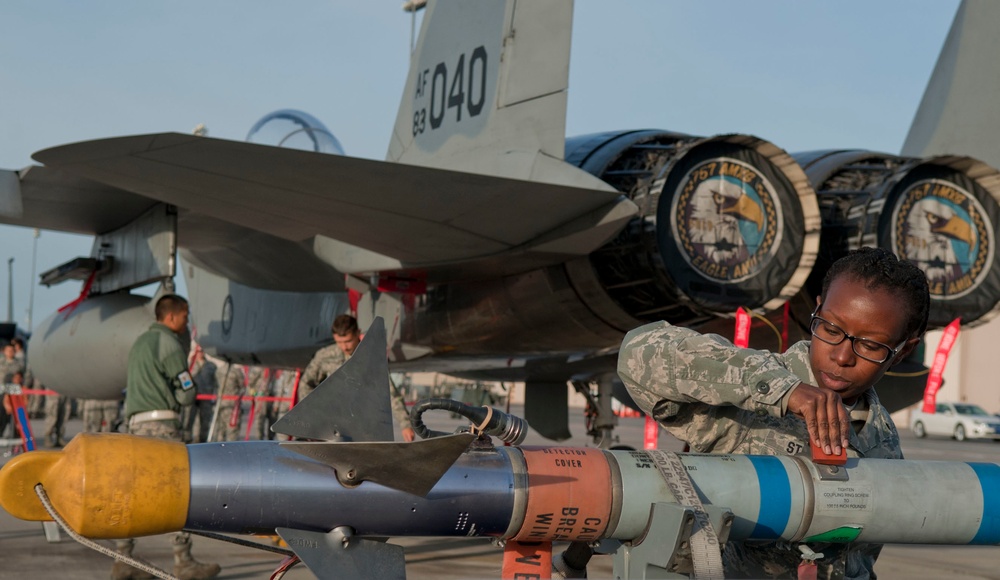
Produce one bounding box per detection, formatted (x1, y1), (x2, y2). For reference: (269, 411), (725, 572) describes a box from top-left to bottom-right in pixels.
(902, 1), (1000, 166)
(901, 0), (1000, 415)
(387, 0), (613, 192)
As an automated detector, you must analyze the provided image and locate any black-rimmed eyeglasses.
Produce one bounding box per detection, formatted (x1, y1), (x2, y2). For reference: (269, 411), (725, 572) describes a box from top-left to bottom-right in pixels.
(809, 308), (907, 364)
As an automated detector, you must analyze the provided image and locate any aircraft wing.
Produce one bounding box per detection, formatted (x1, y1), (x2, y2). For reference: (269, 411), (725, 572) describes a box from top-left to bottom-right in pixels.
(0, 165), (158, 235)
(30, 133), (637, 272)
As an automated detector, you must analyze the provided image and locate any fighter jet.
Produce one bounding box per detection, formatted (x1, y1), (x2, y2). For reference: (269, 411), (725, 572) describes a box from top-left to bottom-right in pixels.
(2, 0), (1000, 442)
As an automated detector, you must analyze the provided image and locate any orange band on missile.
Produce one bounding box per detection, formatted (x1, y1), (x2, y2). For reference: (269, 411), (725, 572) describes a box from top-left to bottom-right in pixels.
(502, 540), (552, 579)
(0, 433), (190, 539)
(514, 447), (611, 542)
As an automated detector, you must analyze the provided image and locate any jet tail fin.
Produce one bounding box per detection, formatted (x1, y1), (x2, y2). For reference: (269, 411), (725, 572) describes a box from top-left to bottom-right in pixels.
(387, 0), (612, 192)
(902, 0), (1000, 166)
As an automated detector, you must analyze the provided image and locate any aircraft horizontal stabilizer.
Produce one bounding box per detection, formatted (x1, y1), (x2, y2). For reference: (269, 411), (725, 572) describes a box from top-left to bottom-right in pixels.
(0, 165), (157, 235)
(33, 133), (637, 271)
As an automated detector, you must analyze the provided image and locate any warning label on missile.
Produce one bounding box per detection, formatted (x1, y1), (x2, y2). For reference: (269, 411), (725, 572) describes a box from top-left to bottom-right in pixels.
(516, 447), (612, 542)
(816, 484), (873, 512)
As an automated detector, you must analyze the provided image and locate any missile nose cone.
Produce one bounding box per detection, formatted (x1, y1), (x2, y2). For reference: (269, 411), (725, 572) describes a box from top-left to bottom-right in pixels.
(0, 433), (190, 539)
(0, 449), (62, 521)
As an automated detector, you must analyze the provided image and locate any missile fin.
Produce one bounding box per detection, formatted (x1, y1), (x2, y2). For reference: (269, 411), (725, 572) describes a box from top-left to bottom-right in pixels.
(272, 317), (393, 442)
(276, 526), (405, 580)
(282, 432), (476, 497)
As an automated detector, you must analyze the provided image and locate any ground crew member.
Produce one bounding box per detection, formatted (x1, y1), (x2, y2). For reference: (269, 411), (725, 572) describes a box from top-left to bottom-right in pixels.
(0, 343), (22, 439)
(41, 376), (68, 447)
(209, 361), (244, 442)
(242, 366), (269, 439)
(116, 294), (220, 580)
(82, 398), (120, 433)
(9, 338), (41, 418)
(298, 314), (415, 442)
(270, 369), (298, 441)
(183, 347), (218, 443)
(248, 367), (280, 440)
(1, 370), (25, 439)
(619, 247), (930, 579)
(0, 343), (23, 383)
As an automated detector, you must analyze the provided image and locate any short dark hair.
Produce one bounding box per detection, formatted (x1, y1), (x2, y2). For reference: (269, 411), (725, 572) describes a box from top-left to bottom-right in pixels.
(10, 338), (23, 349)
(331, 314), (359, 336)
(821, 247), (930, 340)
(155, 294), (189, 322)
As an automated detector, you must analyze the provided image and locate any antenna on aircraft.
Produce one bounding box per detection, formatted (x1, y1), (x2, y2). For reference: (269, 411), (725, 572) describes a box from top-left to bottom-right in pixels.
(402, 0), (426, 53)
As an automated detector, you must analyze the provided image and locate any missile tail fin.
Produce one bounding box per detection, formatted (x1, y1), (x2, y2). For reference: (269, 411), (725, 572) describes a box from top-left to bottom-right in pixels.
(272, 317), (393, 442)
(282, 433), (476, 497)
(276, 527), (405, 580)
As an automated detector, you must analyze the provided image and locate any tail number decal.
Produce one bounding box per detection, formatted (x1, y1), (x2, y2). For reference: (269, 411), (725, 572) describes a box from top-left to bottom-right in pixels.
(414, 46), (488, 136)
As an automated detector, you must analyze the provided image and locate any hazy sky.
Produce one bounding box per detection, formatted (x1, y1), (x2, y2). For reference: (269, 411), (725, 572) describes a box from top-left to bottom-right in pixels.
(0, 0), (960, 331)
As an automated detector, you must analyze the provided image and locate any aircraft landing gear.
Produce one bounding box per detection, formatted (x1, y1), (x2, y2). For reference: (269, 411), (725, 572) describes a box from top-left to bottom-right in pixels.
(571, 377), (621, 449)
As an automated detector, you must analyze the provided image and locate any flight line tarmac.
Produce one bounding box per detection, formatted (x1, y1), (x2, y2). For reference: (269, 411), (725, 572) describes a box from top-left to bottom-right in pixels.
(1, 406), (998, 579)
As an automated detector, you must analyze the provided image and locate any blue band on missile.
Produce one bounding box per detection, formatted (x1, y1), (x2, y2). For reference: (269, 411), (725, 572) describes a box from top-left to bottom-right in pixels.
(748, 455), (791, 539)
(970, 462), (1000, 544)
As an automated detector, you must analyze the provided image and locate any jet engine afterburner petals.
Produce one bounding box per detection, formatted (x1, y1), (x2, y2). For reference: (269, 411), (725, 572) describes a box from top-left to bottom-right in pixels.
(795, 150), (1000, 329)
(565, 130), (820, 321)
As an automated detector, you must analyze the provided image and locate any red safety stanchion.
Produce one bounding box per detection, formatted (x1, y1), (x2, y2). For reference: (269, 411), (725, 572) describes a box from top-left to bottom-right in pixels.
(643, 415), (658, 450)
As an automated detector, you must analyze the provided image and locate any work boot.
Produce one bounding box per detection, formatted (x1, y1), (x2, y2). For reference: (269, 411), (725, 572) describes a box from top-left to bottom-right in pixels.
(110, 540), (155, 580)
(172, 538), (221, 580)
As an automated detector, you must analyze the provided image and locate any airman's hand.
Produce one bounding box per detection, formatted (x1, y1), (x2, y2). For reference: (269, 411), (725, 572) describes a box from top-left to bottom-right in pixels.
(401, 427), (416, 442)
(786, 383), (850, 456)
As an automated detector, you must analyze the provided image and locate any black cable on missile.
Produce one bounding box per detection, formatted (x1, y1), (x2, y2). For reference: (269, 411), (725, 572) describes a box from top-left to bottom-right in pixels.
(410, 398), (528, 445)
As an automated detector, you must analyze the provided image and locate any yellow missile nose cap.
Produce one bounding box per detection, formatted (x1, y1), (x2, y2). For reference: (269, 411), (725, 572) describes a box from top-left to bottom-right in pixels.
(0, 432), (190, 539)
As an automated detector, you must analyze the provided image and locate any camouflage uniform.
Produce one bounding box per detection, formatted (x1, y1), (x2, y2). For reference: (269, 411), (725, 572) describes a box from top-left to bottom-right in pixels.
(0, 357), (24, 438)
(0, 355), (24, 383)
(270, 370), (299, 441)
(183, 356), (218, 443)
(297, 344), (346, 403)
(82, 399), (120, 433)
(618, 321), (902, 580)
(210, 362), (245, 442)
(244, 367), (271, 440)
(299, 344), (411, 435)
(42, 390), (68, 447)
(118, 420), (216, 578)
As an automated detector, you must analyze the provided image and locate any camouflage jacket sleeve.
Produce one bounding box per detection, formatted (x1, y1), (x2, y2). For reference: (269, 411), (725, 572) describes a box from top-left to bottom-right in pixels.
(618, 321), (802, 421)
(300, 350), (327, 390)
(389, 375), (411, 431)
(214, 363), (244, 402)
(298, 351), (326, 403)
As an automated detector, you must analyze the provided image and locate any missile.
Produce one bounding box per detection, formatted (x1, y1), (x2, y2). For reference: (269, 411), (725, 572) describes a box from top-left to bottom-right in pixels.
(3, 432), (1000, 549)
(7, 319), (996, 578)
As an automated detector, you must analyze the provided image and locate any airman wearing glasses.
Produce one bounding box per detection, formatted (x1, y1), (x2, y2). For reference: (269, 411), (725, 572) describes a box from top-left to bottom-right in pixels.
(618, 246), (930, 579)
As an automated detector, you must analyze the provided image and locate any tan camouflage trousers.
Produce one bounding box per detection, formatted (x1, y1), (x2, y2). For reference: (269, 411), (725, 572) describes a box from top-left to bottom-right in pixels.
(116, 419), (193, 553)
(82, 399), (120, 433)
